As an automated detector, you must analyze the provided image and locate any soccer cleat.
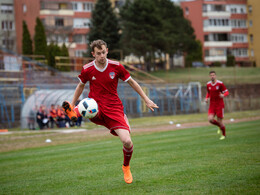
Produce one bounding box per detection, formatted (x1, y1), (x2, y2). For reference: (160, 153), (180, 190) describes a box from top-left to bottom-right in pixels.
(122, 165), (133, 184)
(219, 135), (226, 140)
(62, 101), (78, 122)
(217, 129), (221, 135)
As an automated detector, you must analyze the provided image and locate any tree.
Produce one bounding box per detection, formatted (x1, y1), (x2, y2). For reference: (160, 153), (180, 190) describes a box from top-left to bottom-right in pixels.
(185, 40), (202, 67)
(59, 43), (70, 71)
(87, 0), (121, 59)
(120, 0), (160, 70)
(46, 43), (70, 71)
(34, 17), (47, 56)
(22, 21), (33, 55)
(120, 0), (199, 70)
(46, 43), (60, 68)
(226, 55), (235, 67)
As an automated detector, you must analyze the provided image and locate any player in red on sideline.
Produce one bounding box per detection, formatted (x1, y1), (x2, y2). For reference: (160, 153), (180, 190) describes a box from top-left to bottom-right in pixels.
(62, 39), (158, 184)
(205, 71), (229, 140)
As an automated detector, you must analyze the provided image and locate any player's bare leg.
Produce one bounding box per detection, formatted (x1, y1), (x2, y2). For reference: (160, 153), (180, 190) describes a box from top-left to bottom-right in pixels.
(208, 114), (221, 128)
(217, 117), (226, 140)
(114, 129), (133, 184)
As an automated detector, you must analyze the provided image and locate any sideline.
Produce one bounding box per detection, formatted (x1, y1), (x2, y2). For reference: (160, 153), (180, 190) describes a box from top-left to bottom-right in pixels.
(132, 116), (260, 133)
(0, 129), (87, 135)
(0, 117), (259, 153)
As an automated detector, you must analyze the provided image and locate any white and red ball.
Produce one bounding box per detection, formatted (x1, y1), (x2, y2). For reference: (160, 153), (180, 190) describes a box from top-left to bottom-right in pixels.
(78, 98), (98, 118)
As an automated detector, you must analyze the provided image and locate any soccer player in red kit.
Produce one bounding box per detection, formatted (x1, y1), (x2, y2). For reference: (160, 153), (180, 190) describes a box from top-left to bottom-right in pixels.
(205, 71), (229, 140)
(62, 39), (158, 184)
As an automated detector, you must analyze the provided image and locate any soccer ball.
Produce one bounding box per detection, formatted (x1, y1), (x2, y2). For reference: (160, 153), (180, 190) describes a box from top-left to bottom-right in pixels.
(78, 98), (98, 118)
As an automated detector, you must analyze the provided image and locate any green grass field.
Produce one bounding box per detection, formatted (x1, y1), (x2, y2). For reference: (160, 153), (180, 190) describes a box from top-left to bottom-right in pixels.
(148, 67), (260, 84)
(1, 120), (259, 194)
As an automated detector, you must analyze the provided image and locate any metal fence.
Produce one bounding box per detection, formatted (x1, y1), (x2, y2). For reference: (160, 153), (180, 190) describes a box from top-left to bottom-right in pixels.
(0, 82), (202, 129)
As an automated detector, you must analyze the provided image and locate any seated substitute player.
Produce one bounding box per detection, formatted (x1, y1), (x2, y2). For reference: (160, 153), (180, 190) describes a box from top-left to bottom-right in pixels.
(62, 39), (158, 184)
(205, 71), (229, 140)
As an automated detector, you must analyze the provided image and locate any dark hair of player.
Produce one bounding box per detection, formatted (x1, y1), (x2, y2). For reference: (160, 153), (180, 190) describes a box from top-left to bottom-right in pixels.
(90, 40), (107, 52)
(209, 71), (216, 75)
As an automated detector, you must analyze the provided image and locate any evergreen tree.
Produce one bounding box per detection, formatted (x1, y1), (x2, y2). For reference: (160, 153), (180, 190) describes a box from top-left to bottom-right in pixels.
(87, 0), (121, 59)
(60, 43), (70, 71)
(22, 21), (33, 55)
(226, 55), (235, 67)
(34, 17), (47, 56)
(46, 43), (60, 68)
(46, 43), (70, 71)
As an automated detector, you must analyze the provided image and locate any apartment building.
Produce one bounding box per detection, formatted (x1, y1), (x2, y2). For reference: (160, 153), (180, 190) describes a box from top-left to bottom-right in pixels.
(10, 0), (95, 57)
(181, 0), (250, 66)
(14, 0), (40, 54)
(247, 0), (260, 67)
(1, 0), (16, 52)
(70, 0), (95, 57)
(39, 0), (96, 57)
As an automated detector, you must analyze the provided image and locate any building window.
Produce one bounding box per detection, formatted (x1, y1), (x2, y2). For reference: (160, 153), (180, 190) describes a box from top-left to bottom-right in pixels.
(204, 35), (209, 41)
(231, 19), (247, 28)
(1, 3), (13, 13)
(75, 50), (85, 57)
(72, 3), (77, 10)
(59, 3), (67, 10)
(205, 50), (209, 57)
(83, 2), (93, 12)
(208, 48), (226, 57)
(23, 4), (27, 13)
(231, 34), (247, 43)
(250, 34), (253, 43)
(249, 20), (253, 27)
(73, 18), (90, 28)
(2, 39), (14, 48)
(251, 49), (254, 57)
(73, 35), (84, 43)
(206, 33), (229, 42)
(212, 5), (225, 12)
(185, 7), (189, 15)
(203, 4), (207, 12)
(248, 5), (252, 13)
(1, 21), (14, 30)
(203, 20), (209, 27)
(55, 18), (64, 27)
(208, 19), (229, 27)
(232, 48), (248, 57)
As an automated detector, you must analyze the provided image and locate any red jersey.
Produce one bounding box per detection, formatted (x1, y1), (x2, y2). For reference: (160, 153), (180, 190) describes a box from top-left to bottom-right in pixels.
(78, 59), (131, 117)
(206, 80), (228, 107)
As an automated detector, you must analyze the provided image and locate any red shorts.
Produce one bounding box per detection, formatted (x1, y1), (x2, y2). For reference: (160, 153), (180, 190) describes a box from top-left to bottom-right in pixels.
(208, 105), (224, 119)
(74, 105), (131, 136)
(89, 109), (131, 136)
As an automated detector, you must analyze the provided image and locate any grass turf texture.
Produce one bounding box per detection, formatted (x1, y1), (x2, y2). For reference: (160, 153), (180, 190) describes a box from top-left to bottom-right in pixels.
(148, 67), (260, 85)
(0, 120), (259, 194)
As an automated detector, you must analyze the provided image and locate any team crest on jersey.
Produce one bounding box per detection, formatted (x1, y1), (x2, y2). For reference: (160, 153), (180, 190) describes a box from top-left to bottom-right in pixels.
(209, 87), (211, 90)
(109, 72), (115, 79)
(216, 86), (219, 90)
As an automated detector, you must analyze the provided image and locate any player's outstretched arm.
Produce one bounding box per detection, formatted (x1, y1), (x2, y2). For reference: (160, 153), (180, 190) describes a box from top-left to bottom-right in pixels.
(71, 82), (85, 107)
(127, 78), (159, 111)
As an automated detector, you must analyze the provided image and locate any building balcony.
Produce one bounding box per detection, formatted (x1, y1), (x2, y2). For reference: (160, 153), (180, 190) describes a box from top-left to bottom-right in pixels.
(204, 41), (233, 47)
(203, 11), (230, 18)
(203, 26), (232, 32)
(40, 9), (74, 16)
(204, 56), (226, 62)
